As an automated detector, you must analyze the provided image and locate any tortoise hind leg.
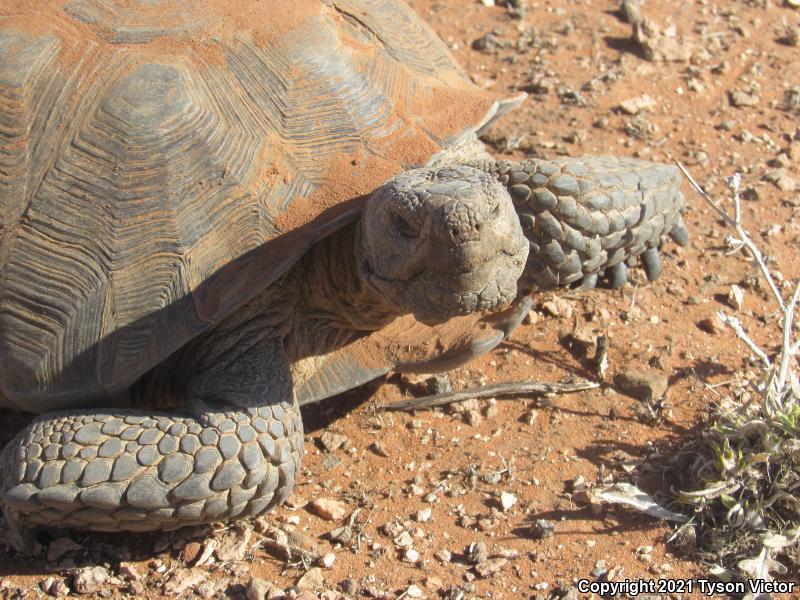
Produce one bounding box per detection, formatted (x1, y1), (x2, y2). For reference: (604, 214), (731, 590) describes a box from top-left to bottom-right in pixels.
(0, 338), (302, 552)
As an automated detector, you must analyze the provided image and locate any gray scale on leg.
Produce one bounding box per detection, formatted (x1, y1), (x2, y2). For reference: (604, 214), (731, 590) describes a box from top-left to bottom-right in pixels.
(472, 155), (687, 291)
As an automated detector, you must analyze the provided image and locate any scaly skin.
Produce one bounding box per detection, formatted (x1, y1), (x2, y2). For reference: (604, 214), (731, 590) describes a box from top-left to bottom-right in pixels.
(1, 404), (302, 532)
(474, 156), (688, 291)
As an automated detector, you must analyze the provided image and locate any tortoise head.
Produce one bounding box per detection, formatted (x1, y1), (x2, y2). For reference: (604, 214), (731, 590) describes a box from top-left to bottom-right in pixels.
(360, 165), (528, 325)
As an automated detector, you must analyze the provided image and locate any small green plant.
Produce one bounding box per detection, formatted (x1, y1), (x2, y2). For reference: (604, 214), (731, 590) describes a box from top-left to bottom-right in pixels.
(674, 168), (800, 581)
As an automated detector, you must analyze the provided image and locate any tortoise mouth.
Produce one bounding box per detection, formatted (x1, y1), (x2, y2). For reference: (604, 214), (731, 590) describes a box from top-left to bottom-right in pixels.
(365, 250), (524, 326)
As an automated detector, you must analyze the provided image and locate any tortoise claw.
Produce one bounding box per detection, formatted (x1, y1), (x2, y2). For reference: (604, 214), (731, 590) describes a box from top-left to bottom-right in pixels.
(581, 272), (598, 289)
(608, 261), (628, 288)
(641, 247), (662, 281)
(669, 217), (689, 246)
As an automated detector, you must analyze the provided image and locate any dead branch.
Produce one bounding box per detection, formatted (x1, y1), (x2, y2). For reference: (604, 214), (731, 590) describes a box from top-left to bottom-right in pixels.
(384, 379), (599, 412)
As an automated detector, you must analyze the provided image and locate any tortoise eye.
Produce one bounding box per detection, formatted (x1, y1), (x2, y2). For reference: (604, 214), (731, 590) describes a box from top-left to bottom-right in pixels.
(393, 213), (418, 238)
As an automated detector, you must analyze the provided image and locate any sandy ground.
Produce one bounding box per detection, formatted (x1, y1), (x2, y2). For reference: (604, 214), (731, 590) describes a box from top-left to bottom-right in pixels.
(2, 0), (800, 598)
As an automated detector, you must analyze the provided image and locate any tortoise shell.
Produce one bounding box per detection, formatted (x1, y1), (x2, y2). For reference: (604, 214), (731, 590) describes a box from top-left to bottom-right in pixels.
(0, 0), (508, 412)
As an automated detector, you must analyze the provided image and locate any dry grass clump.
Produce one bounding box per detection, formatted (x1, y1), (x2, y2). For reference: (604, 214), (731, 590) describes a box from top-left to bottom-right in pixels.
(673, 169), (800, 581)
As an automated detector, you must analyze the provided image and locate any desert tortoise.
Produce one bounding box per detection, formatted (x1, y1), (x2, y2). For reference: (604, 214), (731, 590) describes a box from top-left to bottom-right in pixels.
(0, 0), (687, 548)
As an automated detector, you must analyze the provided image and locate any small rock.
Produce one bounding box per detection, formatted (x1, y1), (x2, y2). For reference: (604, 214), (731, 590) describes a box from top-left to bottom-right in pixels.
(405, 584), (424, 599)
(484, 400), (498, 419)
(381, 521), (405, 538)
(216, 526), (253, 562)
(339, 579), (358, 596)
(465, 409), (483, 427)
(729, 89), (760, 107)
(466, 541), (488, 564)
(416, 507), (432, 523)
(434, 549), (452, 563)
(698, 314), (724, 334)
(591, 559), (608, 578)
(245, 577), (280, 600)
(541, 297), (572, 318)
(763, 168), (799, 192)
(424, 576), (443, 589)
(164, 569), (205, 596)
(46, 538), (83, 562)
(530, 519), (555, 539)
(127, 581), (146, 596)
(369, 441), (390, 457)
(327, 525), (353, 545)
(320, 430), (349, 452)
(728, 284), (745, 311)
(393, 531), (414, 548)
(403, 548), (420, 563)
(195, 581), (219, 599)
(39, 578), (56, 595)
(296, 567), (325, 590)
(474, 558), (508, 578)
(618, 94), (656, 115)
(614, 368), (668, 404)
(39, 577), (64, 597)
(472, 32), (508, 54)
(308, 498), (349, 521)
(566, 327), (597, 358)
(117, 563), (141, 582)
(481, 471), (502, 485)
(496, 547), (520, 559)
(557, 587), (580, 600)
(426, 373), (453, 395)
(522, 409), (538, 425)
(72, 566), (109, 595)
(181, 541), (203, 564)
(319, 553), (336, 569)
(449, 398), (480, 414)
(499, 491), (517, 512)
(322, 453), (341, 470)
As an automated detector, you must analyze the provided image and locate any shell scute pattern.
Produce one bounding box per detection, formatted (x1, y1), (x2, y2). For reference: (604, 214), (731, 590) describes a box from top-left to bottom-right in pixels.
(0, 0), (490, 412)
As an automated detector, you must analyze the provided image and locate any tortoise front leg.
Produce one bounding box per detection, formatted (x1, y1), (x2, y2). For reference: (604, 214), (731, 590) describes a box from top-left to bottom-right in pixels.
(473, 156), (688, 292)
(0, 338), (302, 552)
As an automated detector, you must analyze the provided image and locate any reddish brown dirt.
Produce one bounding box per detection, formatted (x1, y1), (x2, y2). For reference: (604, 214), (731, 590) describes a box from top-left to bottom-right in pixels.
(3, 0), (800, 598)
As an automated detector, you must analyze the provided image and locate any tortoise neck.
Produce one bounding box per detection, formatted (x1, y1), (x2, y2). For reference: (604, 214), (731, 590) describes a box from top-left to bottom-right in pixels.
(300, 221), (402, 331)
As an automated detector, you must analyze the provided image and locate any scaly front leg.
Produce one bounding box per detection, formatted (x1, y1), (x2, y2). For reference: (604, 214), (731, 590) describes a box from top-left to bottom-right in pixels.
(0, 337), (302, 552)
(472, 156), (688, 291)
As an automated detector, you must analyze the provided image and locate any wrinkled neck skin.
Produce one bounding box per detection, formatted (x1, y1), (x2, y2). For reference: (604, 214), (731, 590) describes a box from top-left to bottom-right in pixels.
(301, 221), (399, 329)
(284, 220), (404, 361)
(135, 221), (401, 408)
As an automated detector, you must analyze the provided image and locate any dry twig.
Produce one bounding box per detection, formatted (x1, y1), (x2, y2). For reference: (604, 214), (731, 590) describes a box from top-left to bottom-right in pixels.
(384, 379), (599, 412)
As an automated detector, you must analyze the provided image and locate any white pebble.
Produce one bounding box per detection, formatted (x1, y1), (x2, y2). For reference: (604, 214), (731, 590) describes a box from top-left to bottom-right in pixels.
(500, 491), (517, 511)
(320, 553), (336, 569)
(404, 548), (420, 563)
(406, 584), (423, 598)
